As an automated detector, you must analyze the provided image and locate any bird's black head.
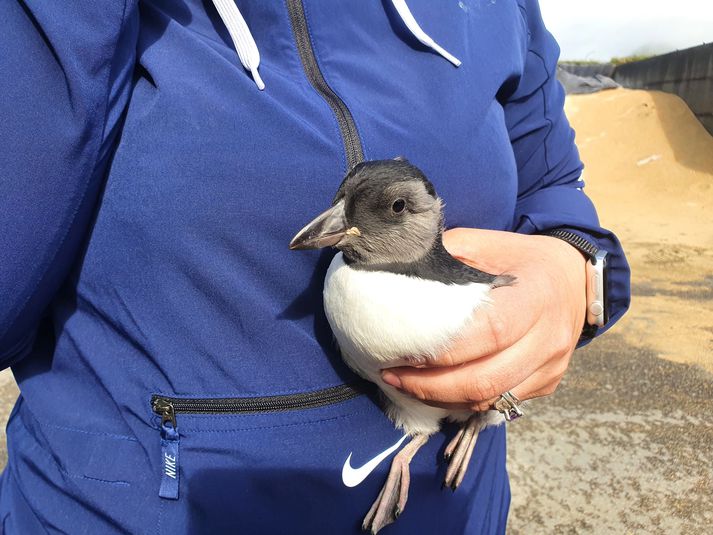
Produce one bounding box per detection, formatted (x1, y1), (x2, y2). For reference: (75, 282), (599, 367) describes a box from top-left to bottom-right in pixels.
(289, 158), (444, 266)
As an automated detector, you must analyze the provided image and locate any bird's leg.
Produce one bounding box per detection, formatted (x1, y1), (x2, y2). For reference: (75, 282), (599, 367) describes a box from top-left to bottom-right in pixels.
(362, 433), (429, 535)
(443, 415), (484, 491)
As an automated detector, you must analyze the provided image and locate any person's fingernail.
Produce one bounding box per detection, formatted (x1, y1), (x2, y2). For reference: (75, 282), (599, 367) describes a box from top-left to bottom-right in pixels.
(381, 371), (402, 389)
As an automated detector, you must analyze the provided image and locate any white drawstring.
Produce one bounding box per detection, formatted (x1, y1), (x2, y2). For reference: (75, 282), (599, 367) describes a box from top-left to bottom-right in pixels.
(390, 0), (462, 67)
(211, 0), (265, 90)
(211, 0), (461, 91)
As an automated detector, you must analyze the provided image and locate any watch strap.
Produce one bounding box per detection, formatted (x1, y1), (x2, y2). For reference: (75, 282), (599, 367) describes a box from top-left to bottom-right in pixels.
(540, 229), (599, 260)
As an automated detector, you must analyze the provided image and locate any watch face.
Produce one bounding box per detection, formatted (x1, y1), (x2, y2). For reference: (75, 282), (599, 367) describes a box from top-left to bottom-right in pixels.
(586, 251), (607, 327)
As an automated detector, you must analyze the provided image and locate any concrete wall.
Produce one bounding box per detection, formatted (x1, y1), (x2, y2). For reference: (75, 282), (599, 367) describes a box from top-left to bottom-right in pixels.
(614, 43), (713, 135)
(561, 44), (713, 135)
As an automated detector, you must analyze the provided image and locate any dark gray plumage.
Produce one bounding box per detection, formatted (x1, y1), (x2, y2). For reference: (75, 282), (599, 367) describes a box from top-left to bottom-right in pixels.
(349, 238), (513, 286)
(327, 159), (510, 286)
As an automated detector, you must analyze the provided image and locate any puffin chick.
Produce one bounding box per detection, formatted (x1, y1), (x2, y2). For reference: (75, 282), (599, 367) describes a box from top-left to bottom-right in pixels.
(290, 158), (513, 534)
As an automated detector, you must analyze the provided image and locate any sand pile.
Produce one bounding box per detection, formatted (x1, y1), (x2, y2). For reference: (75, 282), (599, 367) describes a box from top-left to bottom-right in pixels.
(565, 88), (713, 371)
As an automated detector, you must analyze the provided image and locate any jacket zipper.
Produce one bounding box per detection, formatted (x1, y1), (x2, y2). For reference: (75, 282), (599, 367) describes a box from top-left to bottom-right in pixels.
(286, 0), (364, 169)
(154, 1), (368, 502)
(151, 383), (364, 418)
(152, 383), (365, 500)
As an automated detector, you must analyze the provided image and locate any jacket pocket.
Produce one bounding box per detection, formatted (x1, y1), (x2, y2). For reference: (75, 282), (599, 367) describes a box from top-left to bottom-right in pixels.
(150, 383), (366, 501)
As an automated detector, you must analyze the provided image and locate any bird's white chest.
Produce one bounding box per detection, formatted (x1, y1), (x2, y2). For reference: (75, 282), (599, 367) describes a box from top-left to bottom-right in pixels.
(323, 253), (491, 375)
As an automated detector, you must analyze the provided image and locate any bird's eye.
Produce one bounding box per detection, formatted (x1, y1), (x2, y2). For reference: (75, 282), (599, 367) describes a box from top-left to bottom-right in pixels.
(392, 199), (406, 213)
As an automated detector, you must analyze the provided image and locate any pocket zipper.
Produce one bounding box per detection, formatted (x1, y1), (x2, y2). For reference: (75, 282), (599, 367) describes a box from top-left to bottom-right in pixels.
(151, 382), (366, 500)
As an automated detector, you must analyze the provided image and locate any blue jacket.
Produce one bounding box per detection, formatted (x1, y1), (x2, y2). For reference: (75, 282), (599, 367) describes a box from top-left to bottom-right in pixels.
(0, 1), (630, 533)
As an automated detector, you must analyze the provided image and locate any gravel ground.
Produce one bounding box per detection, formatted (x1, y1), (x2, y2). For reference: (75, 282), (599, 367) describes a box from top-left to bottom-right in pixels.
(0, 332), (710, 533)
(507, 332), (713, 534)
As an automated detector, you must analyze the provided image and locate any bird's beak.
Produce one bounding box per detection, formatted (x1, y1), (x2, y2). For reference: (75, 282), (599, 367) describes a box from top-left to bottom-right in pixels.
(289, 199), (352, 250)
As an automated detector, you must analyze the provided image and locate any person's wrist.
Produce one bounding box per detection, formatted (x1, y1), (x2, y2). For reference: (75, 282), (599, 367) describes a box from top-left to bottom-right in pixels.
(541, 235), (588, 331)
(539, 229), (602, 343)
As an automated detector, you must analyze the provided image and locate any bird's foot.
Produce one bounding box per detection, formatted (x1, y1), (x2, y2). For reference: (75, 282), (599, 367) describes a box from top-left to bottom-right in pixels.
(443, 415), (483, 491)
(362, 434), (429, 534)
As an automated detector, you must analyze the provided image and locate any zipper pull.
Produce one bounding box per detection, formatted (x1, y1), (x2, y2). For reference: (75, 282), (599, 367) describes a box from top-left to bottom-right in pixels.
(153, 398), (180, 500)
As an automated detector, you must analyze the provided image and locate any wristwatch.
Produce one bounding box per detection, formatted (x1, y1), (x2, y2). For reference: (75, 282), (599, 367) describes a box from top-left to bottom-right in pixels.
(541, 229), (608, 339)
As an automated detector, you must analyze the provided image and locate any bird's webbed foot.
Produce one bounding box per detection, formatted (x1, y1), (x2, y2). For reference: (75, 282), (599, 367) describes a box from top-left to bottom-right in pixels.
(443, 414), (484, 491)
(362, 434), (429, 534)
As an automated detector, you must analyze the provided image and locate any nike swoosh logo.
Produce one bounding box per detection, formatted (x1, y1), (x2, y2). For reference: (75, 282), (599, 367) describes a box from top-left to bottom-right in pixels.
(342, 435), (408, 488)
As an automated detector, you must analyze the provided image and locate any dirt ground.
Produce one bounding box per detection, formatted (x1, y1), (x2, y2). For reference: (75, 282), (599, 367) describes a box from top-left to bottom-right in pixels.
(563, 89), (713, 374)
(0, 88), (711, 532)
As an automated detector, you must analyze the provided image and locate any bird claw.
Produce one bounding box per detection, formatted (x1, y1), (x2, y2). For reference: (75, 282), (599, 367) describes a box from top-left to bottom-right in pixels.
(443, 425), (465, 461)
(443, 416), (483, 491)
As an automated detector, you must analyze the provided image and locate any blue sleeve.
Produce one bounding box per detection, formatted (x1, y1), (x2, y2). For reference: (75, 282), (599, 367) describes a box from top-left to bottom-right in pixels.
(504, 0), (631, 340)
(0, 1), (139, 366)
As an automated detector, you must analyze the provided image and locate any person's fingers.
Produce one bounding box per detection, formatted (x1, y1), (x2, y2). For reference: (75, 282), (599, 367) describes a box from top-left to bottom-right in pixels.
(479, 371), (567, 411)
(490, 352), (571, 407)
(421, 365), (568, 412)
(428, 285), (542, 368)
(381, 328), (557, 404)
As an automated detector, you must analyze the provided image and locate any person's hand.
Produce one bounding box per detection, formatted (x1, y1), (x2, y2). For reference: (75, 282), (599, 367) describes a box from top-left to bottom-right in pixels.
(380, 228), (588, 411)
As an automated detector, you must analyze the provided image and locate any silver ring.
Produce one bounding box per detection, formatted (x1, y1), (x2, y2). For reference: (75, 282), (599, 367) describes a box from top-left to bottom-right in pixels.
(494, 391), (524, 421)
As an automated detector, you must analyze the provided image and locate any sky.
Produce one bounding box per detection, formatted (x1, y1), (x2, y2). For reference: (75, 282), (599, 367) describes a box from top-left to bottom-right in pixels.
(539, 0), (713, 61)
